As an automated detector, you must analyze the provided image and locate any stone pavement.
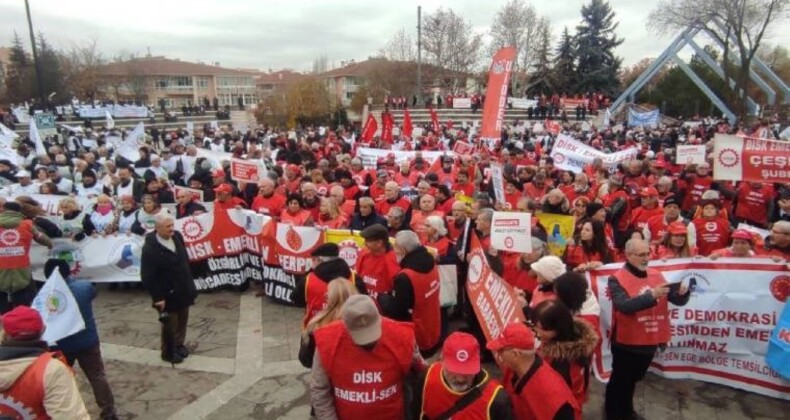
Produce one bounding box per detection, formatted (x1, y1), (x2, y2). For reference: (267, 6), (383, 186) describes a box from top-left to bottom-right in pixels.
(77, 287), (788, 419)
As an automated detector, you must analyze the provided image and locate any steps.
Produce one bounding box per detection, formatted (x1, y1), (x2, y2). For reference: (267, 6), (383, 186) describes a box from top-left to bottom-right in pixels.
(369, 107), (596, 126)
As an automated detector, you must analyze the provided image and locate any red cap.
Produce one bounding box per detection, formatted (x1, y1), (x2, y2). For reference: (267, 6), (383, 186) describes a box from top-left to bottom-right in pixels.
(731, 229), (753, 242)
(2, 306), (44, 340)
(442, 332), (481, 375)
(653, 160), (666, 169)
(286, 164), (301, 174)
(640, 187), (659, 197)
(213, 183), (233, 194)
(486, 322), (535, 351)
(667, 221), (688, 235)
(212, 168), (225, 178)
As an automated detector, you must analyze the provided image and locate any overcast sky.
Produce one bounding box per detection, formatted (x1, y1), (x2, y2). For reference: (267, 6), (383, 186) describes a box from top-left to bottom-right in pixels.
(1, 0), (788, 73)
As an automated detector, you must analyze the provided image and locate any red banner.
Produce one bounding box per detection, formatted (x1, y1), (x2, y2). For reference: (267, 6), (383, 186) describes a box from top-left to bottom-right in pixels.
(465, 233), (525, 341)
(402, 108), (413, 138)
(429, 107), (440, 134)
(480, 47), (517, 142)
(381, 111), (394, 144)
(713, 134), (790, 184)
(545, 119), (561, 136)
(453, 141), (474, 155)
(360, 113), (378, 142)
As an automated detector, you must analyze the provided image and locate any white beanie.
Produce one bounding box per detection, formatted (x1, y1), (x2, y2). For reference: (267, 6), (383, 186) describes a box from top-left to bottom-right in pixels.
(531, 256), (567, 283)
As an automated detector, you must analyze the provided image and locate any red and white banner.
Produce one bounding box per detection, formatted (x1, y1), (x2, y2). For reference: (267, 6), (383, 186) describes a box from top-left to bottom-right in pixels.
(466, 234), (525, 341)
(713, 134), (790, 183)
(545, 119), (561, 135)
(550, 134), (638, 174)
(429, 107), (440, 134)
(360, 113), (378, 142)
(452, 141), (474, 155)
(480, 47), (517, 142)
(588, 258), (790, 400)
(230, 159), (264, 183)
(491, 212), (532, 253)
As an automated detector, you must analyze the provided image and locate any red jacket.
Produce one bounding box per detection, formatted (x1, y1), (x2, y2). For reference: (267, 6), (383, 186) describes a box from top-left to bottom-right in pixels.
(400, 267), (441, 351)
(735, 183), (774, 227)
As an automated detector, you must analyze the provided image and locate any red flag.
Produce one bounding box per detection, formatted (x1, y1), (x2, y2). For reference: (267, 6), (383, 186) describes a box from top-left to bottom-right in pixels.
(360, 113), (378, 142)
(429, 107), (440, 134)
(480, 47), (517, 142)
(381, 111), (394, 144)
(545, 119), (560, 135)
(402, 108), (413, 138)
(447, 119), (454, 131)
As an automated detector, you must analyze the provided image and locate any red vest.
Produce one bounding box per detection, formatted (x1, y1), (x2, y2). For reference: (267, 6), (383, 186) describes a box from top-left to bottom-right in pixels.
(303, 273), (354, 328)
(410, 211), (445, 244)
(630, 206), (664, 232)
(735, 183), (774, 226)
(420, 363), (502, 420)
(0, 353), (55, 419)
(400, 267), (441, 351)
(692, 217), (731, 256)
(356, 250), (400, 300)
(612, 267), (671, 346)
(530, 286), (556, 309)
(503, 359), (578, 420)
(0, 219), (34, 270)
(683, 176), (712, 211)
(279, 209), (312, 226)
(376, 197), (411, 218)
(252, 193), (286, 217)
(314, 318), (415, 420)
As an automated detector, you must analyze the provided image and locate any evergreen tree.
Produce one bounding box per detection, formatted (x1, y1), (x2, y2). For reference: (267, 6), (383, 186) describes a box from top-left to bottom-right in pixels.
(526, 22), (555, 96)
(36, 32), (64, 103)
(4, 32), (34, 104)
(573, 0), (623, 96)
(554, 27), (576, 94)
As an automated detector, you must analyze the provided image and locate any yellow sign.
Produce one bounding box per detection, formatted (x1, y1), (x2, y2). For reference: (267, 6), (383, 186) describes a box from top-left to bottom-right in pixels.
(535, 213), (575, 257)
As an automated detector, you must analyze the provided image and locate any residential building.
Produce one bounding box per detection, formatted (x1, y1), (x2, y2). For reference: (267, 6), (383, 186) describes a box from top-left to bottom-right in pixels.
(256, 69), (307, 100)
(96, 56), (258, 108)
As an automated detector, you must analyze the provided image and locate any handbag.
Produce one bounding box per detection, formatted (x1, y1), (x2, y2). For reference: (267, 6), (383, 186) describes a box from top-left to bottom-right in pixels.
(766, 299), (790, 380)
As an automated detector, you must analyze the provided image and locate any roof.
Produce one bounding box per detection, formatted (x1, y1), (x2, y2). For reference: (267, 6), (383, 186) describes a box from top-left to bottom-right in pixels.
(319, 58), (472, 79)
(257, 70), (308, 85)
(96, 56), (257, 77)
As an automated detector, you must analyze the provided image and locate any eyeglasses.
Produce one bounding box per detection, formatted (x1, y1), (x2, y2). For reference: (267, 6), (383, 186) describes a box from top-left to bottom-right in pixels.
(629, 252), (651, 258)
(772, 230), (790, 235)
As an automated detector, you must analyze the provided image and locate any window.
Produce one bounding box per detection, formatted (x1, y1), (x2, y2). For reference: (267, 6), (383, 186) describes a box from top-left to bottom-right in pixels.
(196, 77), (209, 89)
(155, 79), (169, 90)
(174, 76), (192, 88)
(345, 92), (355, 100)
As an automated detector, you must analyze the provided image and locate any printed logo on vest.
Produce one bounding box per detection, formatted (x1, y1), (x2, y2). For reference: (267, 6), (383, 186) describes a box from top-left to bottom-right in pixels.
(0, 229), (20, 246)
(0, 394), (36, 419)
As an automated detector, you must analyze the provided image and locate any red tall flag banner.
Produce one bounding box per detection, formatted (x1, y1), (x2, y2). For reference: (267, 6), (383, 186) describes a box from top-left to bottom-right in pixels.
(480, 47), (517, 145)
(402, 108), (414, 138)
(360, 113), (378, 142)
(545, 119), (561, 135)
(429, 107), (440, 134)
(381, 111), (394, 144)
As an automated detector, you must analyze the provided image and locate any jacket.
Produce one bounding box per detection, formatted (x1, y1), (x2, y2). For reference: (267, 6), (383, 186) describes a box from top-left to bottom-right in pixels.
(348, 212), (387, 231)
(55, 279), (99, 354)
(140, 231), (198, 311)
(538, 319), (599, 409)
(380, 246), (435, 323)
(0, 344), (90, 419)
(0, 211), (51, 293)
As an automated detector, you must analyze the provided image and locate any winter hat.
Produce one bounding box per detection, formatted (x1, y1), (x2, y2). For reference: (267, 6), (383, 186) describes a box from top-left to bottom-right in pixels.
(530, 256), (567, 283)
(2, 306), (44, 340)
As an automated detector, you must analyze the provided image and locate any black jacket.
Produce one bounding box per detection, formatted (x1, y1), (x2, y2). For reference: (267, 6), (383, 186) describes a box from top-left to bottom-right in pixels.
(140, 231), (198, 311)
(175, 201), (207, 219)
(292, 258), (366, 306)
(348, 212), (387, 231)
(380, 246), (434, 322)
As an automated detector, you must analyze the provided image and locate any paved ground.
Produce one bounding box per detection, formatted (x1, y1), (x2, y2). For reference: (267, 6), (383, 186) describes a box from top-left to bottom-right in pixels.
(77, 287), (788, 419)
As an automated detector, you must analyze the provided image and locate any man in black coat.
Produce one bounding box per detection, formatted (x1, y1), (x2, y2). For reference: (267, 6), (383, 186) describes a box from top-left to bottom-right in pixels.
(140, 213), (198, 364)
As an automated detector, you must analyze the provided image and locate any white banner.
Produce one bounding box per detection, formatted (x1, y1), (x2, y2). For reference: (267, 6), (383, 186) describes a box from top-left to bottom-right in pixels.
(77, 105), (148, 119)
(0, 122), (19, 139)
(549, 134), (638, 174)
(355, 147), (453, 169)
(588, 258), (790, 400)
(12, 107), (30, 124)
(32, 270), (86, 345)
(453, 98), (472, 109)
(508, 97), (538, 109)
(628, 108), (660, 127)
(676, 145), (706, 165)
(491, 212), (532, 253)
(31, 236), (145, 283)
(490, 163), (505, 205)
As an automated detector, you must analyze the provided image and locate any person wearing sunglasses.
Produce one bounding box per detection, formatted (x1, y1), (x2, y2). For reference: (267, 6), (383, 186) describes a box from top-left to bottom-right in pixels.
(604, 238), (691, 420)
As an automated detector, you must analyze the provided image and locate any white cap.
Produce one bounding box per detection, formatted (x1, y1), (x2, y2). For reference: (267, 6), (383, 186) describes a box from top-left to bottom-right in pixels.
(15, 170), (31, 178)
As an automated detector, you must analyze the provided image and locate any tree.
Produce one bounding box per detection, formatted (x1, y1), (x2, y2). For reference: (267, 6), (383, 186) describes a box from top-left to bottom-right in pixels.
(3, 32), (34, 104)
(422, 7), (484, 74)
(648, 0), (789, 117)
(312, 55), (329, 75)
(526, 19), (556, 96)
(619, 58), (657, 91)
(489, 0), (542, 93)
(285, 78), (334, 127)
(255, 93), (288, 127)
(379, 28), (417, 61)
(574, 0), (624, 95)
(36, 32), (65, 103)
(60, 40), (106, 101)
(554, 27), (577, 94)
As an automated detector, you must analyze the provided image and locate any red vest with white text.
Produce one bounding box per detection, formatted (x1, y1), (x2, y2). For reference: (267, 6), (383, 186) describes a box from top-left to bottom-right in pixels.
(612, 267), (671, 346)
(0, 219), (34, 269)
(420, 363), (502, 420)
(692, 217), (730, 256)
(400, 267), (441, 351)
(314, 318), (415, 420)
(356, 249), (400, 300)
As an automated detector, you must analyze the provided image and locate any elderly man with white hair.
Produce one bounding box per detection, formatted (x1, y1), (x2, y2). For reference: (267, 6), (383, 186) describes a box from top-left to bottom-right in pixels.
(379, 230), (442, 357)
(140, 213), (198, 364)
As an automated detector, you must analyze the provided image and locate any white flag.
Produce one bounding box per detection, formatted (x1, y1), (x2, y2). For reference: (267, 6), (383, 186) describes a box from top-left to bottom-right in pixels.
(58, 123), (83, 133)
(126, 122), (145, 145)
(0, 145), (17, 163)
(117, 122), (145, 162)
(0, 134), (12, 149)
(186, 121), (194, 133)
(29, 118), (47, 157)
(32, 270), (86, 345)
(603, 108), (611, 126)
(210, 120), (219, 130)
(105, 110), (115, 130)
(0, 122), (19, 139)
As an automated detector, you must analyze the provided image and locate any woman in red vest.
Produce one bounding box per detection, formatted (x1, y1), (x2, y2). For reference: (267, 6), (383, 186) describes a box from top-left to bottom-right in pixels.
(279, 194), (314, 226)
(423, 215), (452, 259)
(299, 279), (357, 368)
(563, 219), (614, 272)
(532, 300), (599, 419)
(654, 222), (698, 260)
(314, 198), (349, 229)
(691, 199), (731, 256)
(708, 229), (757, 259)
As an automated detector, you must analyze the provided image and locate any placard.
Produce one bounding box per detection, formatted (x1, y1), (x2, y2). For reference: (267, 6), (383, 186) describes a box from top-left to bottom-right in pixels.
(230, 158), (263, 183)
(490, 212), (532, 253)
(489, 163), (505, 205)
(713, 134), (790, 183)
(676, 145), (706, 165)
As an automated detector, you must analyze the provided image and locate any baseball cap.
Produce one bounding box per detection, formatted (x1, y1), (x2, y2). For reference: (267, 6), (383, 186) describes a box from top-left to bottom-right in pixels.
(341, 295), (382, 345)
(442, 332), (480, 375)
(311, 243), (339, 257)
(666, 221), (688, 235)
(731, 229), (753, 242)
(640, 187), (659, 197)
(663, 195), (680, 208)
(213, 183), (233, 193)
(15, 170), (31, 178)
(2, 306), (45, 340)
(360, 224), (389, 242)
(486, 322), (535, 351)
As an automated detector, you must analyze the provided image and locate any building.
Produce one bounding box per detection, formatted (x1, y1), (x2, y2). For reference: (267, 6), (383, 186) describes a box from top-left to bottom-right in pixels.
(319, 59), (368, 107)
(96, 56), (258, 108)
(256, 69), (307, 100)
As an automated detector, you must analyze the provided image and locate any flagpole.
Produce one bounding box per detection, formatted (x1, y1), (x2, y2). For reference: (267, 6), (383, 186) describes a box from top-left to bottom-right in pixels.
(416, 6), (422, 108)
(24, 0), (45, 106)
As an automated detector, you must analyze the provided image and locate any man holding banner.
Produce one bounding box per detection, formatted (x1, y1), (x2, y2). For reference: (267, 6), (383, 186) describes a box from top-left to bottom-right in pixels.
(605, 239), (691, 420)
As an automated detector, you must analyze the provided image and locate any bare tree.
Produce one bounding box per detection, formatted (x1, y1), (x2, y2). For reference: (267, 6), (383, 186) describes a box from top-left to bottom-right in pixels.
(489, 0), (542, 92)
(649, 0), (789, 116)
(59, 39), (106, 100)
(312, 55), (329, 74)
(422, 7), (484, 75)
(379, 28), (417, 61)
